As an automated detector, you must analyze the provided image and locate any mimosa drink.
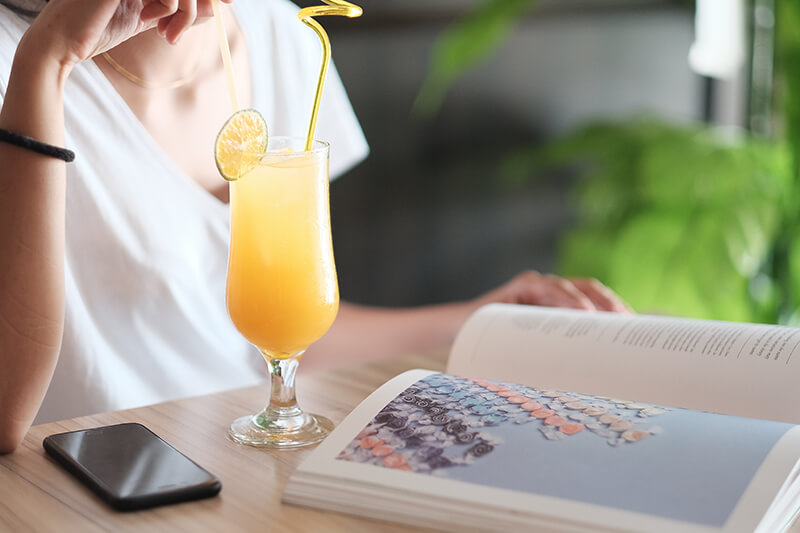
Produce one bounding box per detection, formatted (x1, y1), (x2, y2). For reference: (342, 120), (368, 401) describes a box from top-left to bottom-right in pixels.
(225, 137), (337, 448)
(226, 140), (338, 359)
(214, 0), (361, 449)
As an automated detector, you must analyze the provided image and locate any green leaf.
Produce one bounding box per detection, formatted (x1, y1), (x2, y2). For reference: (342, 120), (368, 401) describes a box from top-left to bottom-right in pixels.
(558, 228), (616, 283)
(783, 223), (800, 324)
(778, 0), (800, 178)
(776, 0), (800, 322)
(521, 120), (791, 322)
(414, 0), (538, 115)
(722, 200), (779, 278)
(606, 210), (756, 322)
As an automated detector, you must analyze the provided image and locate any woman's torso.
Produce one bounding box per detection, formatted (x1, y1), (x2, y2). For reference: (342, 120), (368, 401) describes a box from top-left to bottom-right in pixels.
(0, 0), (369, 423)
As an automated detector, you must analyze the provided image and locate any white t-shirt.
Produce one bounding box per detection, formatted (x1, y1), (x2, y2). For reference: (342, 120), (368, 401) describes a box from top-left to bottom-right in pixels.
(0, 0), (369, 423)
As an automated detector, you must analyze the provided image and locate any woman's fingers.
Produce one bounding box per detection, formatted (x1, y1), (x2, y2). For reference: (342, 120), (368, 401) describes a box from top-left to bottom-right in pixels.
(157, 16), (171, 38)
(197, 0), (235, 19)
(141, 0), (217, 44)
(569, 278), (631, 313)
(475, 270), (631, 314)
(140, 0), (179, 22)
(148, 0), (237, 42)
(491, 271), (595, 311)
(537, 274), (596, 311)
(162, 0), (198, 43)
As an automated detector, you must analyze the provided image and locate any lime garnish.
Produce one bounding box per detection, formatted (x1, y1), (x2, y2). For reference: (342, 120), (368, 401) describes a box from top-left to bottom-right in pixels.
(214, 109), (268, 181)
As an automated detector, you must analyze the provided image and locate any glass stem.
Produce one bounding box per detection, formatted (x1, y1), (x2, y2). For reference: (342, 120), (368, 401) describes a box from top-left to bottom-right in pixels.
(264, 355), (304, 423)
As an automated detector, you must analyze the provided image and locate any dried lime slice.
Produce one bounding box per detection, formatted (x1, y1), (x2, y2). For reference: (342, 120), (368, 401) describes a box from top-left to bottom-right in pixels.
(214, 109), (268, 181)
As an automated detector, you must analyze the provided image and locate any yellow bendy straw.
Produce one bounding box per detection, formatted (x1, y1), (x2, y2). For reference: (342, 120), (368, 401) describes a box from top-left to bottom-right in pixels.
(211, 0), (240, 112)
(298, 1), (363, 151)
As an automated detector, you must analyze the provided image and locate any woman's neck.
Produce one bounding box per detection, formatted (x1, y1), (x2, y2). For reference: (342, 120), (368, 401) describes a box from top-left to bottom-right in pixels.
(91, 4), (251, 204)
(101, 18), (219, 89)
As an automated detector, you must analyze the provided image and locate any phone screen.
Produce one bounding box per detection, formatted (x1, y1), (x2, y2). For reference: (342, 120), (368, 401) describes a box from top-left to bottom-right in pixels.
(44, 423), (220, 510)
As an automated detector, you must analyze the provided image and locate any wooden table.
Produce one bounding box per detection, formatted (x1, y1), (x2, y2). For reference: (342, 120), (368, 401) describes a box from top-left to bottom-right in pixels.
(5, 351), (800, 533)
(0, 353), (447, 532)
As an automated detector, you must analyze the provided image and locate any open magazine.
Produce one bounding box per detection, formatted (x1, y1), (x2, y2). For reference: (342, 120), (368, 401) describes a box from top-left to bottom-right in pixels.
(284, 304), (800, 532)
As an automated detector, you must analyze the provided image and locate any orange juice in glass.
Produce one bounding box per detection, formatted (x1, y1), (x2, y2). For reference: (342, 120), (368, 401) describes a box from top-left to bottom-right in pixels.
(226, 136), (337, 447)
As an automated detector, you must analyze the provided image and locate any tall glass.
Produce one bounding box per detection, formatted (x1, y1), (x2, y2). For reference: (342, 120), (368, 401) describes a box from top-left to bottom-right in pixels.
(226, 137), (337, 448)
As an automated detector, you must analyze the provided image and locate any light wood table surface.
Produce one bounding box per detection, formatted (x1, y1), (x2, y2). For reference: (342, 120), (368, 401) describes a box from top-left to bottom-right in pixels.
(4, 350), (800, 533)
(0, 353), (447, 532)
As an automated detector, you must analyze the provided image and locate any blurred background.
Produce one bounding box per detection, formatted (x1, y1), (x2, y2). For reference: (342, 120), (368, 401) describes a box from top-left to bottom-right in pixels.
(295, 0), (799, 325)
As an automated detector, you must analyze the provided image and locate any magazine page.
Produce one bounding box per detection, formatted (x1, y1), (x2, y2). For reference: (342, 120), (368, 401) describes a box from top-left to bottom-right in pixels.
(286, 370), (800, 533)
(448, 304), (800, 423)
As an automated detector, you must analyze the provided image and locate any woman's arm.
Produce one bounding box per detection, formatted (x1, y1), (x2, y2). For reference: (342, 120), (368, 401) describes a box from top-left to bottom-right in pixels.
(0, 0), (228, 454)
(0, 31), (73, 455)
(304, 272), (630, 370)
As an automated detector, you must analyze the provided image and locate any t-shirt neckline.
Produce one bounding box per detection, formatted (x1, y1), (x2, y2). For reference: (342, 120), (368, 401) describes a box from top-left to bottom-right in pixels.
(83, 1), (258, 213)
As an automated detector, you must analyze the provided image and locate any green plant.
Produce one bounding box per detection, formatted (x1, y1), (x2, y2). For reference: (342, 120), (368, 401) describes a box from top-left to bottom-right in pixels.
(415, 0), (693, 113)
(776, 0), (800, 324)
(417, 0), (800, 323)
(414, 0), (540, 115)
(505, 121), (792, 322)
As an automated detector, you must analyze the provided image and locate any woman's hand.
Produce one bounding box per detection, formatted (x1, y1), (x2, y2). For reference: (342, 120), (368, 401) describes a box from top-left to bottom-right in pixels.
(20, 0), (234, 73)
(0, 0), (234, 454)
(473, 271), (631, 313)
(305, 273), (630, 372)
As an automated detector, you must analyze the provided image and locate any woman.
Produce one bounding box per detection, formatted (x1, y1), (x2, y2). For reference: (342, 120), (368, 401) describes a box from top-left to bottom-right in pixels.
(0, 0), (628, 453)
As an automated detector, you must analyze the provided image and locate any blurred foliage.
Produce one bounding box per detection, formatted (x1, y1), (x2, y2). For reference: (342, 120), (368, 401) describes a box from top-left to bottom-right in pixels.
(419, 0), (800, 322)
(415, 0), (694, 114)
(503, 121), (792, 322)
(775, 0), (800, 324)
(414, 0), (539, 115)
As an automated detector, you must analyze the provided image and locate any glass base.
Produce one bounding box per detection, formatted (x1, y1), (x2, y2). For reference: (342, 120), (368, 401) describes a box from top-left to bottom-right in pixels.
(228, 411), (334, 449)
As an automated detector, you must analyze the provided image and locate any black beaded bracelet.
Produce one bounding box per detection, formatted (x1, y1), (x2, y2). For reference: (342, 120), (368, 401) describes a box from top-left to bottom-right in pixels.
(0, 129), (75, 162)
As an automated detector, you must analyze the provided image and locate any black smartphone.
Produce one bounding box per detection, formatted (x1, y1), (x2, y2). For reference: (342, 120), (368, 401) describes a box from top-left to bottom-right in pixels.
(43, 422), (221, 511)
